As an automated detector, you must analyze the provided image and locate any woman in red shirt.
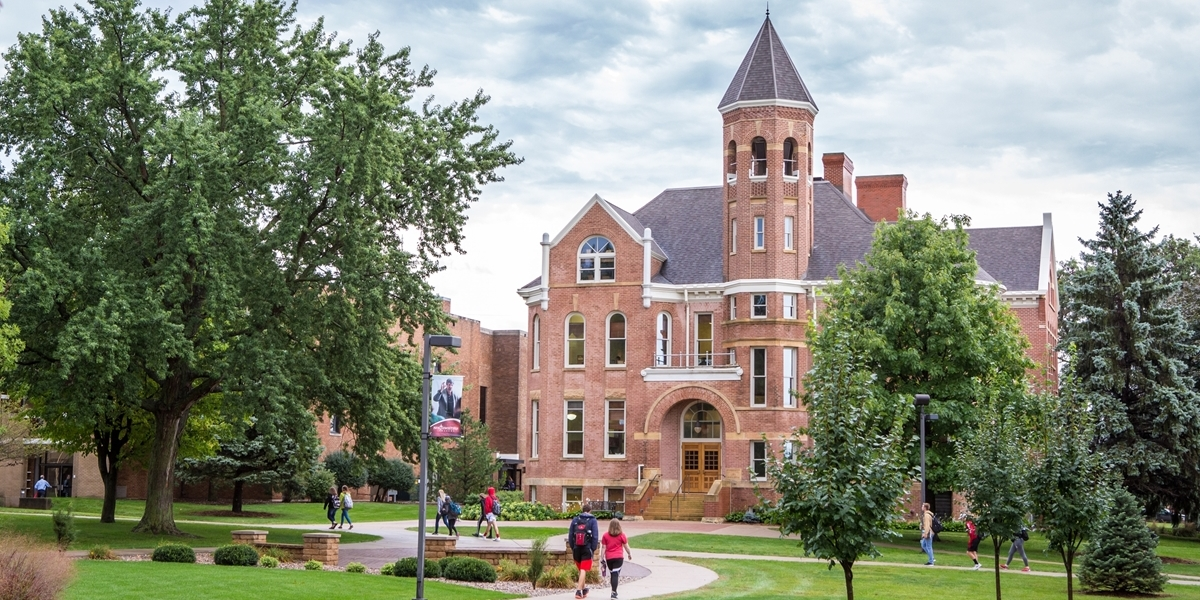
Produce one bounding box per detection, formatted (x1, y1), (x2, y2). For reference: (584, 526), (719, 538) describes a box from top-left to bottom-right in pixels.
(600, 519), (633, 600)
(964, 515), (982, 570)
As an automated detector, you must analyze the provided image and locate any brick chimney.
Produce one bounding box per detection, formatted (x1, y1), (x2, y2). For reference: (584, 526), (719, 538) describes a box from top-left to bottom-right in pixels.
(855, 174), (908, 222)
(822, 153), (854, 199)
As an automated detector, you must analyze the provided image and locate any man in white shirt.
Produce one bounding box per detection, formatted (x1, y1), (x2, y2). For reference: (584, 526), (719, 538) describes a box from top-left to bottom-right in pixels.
(33, 475), (51, 498)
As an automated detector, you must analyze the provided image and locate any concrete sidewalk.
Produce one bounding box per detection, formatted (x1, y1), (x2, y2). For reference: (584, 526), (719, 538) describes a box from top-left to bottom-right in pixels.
(508, 552), (719, 600)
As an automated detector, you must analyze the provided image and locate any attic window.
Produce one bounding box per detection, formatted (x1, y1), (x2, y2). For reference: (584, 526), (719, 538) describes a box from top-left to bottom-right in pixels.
(751, 137), (767, 177)
(579, 236), (616, 281)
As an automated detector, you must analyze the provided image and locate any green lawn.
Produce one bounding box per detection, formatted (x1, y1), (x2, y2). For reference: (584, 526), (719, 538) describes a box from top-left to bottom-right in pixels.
(660, 558), (1200, 600)
(0, 513), (379, 550)
(406, 525), (566, 540)
(65, 560), (519, 600)
(1, 497), (429, 524)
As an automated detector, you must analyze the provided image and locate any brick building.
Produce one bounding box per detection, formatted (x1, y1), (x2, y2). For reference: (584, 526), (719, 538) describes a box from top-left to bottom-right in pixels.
(516, 16), (1058, 519)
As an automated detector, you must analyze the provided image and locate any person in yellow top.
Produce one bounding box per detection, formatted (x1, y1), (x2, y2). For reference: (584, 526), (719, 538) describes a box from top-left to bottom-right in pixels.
(920, 503), (935, 565)
(338, 485), (355, 530)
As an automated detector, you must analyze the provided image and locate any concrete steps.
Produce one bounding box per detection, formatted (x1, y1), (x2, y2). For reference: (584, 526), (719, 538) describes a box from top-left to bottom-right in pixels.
(642, 493), (706, 521)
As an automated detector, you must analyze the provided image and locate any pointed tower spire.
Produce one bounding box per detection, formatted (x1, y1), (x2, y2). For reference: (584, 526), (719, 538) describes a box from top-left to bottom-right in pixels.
(718, 15), (816, 115)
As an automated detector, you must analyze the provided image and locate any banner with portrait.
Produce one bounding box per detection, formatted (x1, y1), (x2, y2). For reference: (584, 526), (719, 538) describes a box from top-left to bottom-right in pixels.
(429, 374), (464, 438)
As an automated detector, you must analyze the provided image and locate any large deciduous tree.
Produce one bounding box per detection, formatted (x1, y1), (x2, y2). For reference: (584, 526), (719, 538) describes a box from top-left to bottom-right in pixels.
(819, 213), (1032, 492)
(0, 0), (519, 534)
(1059, 192), (1200, 512)
(770, 323), (913, 600)
(437, 413), (500, 504)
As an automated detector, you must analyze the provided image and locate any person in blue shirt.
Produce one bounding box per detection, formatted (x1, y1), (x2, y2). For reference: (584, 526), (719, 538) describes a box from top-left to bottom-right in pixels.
(33, 475), (50, 498)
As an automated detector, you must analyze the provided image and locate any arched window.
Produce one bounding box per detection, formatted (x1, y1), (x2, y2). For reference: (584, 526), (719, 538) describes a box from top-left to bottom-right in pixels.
(726, 141), (737, 177)
(532, 315), (540, 370)
(607, 313), (626, 366)
(566, 313), (585, 366)
(751, 137), (767, 176)
(783, 138), (798, 176)
(683, 402), (722, 439)
(655, 312), (671, 366)
(579, 236), (615, 282)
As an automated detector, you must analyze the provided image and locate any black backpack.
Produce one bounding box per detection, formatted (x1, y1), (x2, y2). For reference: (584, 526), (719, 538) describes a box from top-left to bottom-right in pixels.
(569, 514), (595, 549)
(930, 513), (944, 534)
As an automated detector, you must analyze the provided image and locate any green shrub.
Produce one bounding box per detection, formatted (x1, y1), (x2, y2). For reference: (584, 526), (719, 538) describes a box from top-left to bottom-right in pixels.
(368, 458), (415, 499)
(442, 557), (496, 582)
(303, 465), (338, 502)
(151, 543), (196, 564)
(496, 559), (529, 582)
(87, 545), (116, 560)
(436, 556), (464, 574)
(51, 507), (77, 549)
(304, 560), (323, 571)
(724, 510), (745, 523)
(528, 537), (548, 588)
(392, 556), (441, 578)
(536, 564), (576, 589)
(460, 500), (561, 522)
(569, 562), (601, 584)
(1079, 488), (1167, 594)
(496, 490), (525, 505)
(324, 450), (368, 489)
(380, 563), (395, 576)
(259, 556), (279, 568)
(346, 562), (367, 574)
(257, 546), (294, 563)
(213, 544), (260, 567)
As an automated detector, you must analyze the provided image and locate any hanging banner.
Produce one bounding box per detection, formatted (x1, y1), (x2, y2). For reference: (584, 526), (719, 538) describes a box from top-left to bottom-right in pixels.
(429, 374), (465, 438)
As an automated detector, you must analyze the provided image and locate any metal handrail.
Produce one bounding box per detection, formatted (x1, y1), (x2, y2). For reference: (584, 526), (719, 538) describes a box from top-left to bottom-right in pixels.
(651, 351), (737, 368)
(668, 480), (685, 520)
(638, 474), (661, 517)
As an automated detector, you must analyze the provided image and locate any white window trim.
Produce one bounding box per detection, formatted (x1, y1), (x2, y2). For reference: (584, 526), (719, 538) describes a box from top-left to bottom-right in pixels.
(532, 315), (541, 370)
(751, 348), (767, 407)
(655, 312), (671, 367)
(577, 236), (616, 283)
(750, 440), (768, 481)
(605, 399), (626, 458)
(752, 294), (767, 319)
(730, 296), (737, 320)
(754, 217), (765, 249)
(783, 347), (797, 408)
(329, 415), (342, 436)
(695, 313), (714, 361)
(530, 486), (537, 503)
(783, 294), (797, 320)
(531, 400), (540, 458)
(606, 312), (626, 367)
(730, 219), (738, 255)
(784, 216), (794, 250)
(564, 400), (584, 458)
(565, 313), (585, 368)
(563, 487), (583, 511)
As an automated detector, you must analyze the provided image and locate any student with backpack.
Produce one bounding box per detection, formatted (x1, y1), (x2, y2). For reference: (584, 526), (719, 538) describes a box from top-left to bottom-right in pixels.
(920, 503), (937, 565)
(1002, 526), (1031, 572)
(482, 486), (502, 542)
(323, 486), (339, 530)
(434, 489), (447, 535)
(568, 505), (601, 599)
(338, 485), (354, 530)
(600, 518), (632, 600)
(441, 494), (461, 537)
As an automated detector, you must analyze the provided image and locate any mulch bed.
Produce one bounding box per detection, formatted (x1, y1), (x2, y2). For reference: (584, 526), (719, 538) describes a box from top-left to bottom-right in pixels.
(1160, 556), (1200, 565)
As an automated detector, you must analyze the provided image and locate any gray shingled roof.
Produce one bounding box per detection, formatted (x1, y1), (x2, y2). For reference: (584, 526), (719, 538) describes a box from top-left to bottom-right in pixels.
(806, 180), (877, 280)
(967, 226), (1044, 291)
(609, 202), (667, 258)
(718, 17), (816, 111)
(633, 187), (725, 284)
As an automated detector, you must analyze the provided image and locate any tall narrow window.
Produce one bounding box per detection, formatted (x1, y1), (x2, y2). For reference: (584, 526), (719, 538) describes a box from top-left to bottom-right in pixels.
(530, 486), (538, 503)
(564, 400), (584, 457)
(729, 296), (737, 320)
(566, 313), (585, 366)
(751, 348), (766, 406)
(578, 236), (616, 281)
(752, 294), (767, 318)
(754, 217), (765, 249)
(783, 138), (798, 176)
(607, 313), (626, 366)
(655, 313), (671, 366)
(783, 294), (797, 319)
(532, 315), (540, 370)
(751, 441), (768, 479)
(730, 219), (737, 254)
(329, 415), (341, 435)
(606, 400), (626, 457)
(784, 216), (794, 250)
(726, 140), (737, 179)
(782, 348), (797, 408)
(531, 401), (539, 458)
(696, 313), (713, 366)
(751, 137), (767, 176)
(480, 386), (488, 424)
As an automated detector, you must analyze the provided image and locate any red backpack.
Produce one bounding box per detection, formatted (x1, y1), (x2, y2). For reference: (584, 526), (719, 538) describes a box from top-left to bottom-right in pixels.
(570, 515), (595, 549)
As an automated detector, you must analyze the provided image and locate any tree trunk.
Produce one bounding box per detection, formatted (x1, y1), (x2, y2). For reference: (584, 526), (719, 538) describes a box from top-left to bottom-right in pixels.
(994, 537), (1002, 600)
(841, 561), (854, 600)
(232, 480), (244, 513)
(99, 460), (120, 524)
(133, 407), (189, 535)
(94, 418), (129, 524)
(1064, 548), (1074, 600)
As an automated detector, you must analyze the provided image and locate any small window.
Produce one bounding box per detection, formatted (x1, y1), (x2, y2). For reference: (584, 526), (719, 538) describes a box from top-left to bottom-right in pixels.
(606, 400), (625, 457)
(579, 236), (616, 281)
(480, 386), (488, 424)
(563, 486), (583, 512)
(532, 315), (540, 370)
(606, 487), (626, 513)
(329, 415), (341, 435)
(683, 402), (722, 439)
(566, 313), (585, 366)
(695, 314), (714, 366)
(655, 313), (671, 366)
(783, 441), (797, 461)
(754, 217), (765, 249)
(729, 296), (737, 320)
(751, 348), (766, 406)
(783, 348), (797, 408)
(730, 219), (737, 254)
(784, 216), (794, 250)
(783, 294), (797, 319)
(530, 486), (538, 503)
(564, 400), (584, 457)
(531, 401), (540, 458)
(726, 140), (737, 177)
(607, 313), (626, 366)
(783, 138), (798, 176)
(752, 294), (767, 318)
(751, 137), (767, 176)
(751, 441), (768, 479)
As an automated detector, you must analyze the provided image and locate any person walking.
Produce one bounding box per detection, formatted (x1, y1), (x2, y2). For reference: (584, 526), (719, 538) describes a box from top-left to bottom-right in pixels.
(33, 475), (50, 498)
(920, 503), (936, 565)
(434, 489), (447, 535)
(1002, 526), (1031, 572)
(600, 518), (632, 599)
(567, 504), (600, 599)
(338, 485), (354, 530)
(482, 486), (501, 542)
(473, 492), (489, 538)
(443, 494), (460, 537)
(323, 486), (339, 529)
(964, 514), (982, 570)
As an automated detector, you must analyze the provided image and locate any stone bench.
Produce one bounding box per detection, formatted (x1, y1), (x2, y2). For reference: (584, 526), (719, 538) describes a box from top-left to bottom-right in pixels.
(230, 530), (339, 565)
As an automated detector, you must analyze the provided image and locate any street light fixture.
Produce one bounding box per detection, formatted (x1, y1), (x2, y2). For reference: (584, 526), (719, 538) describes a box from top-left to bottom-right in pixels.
(416, 333), (461, 600)
(912, 394), (936, 509)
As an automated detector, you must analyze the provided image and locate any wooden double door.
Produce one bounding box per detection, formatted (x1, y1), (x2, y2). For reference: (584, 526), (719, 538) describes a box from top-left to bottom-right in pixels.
(682, 443), (721, 493)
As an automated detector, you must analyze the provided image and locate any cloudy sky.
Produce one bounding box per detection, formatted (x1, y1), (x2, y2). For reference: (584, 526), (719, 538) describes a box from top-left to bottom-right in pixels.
(3, 0), (1199, 331)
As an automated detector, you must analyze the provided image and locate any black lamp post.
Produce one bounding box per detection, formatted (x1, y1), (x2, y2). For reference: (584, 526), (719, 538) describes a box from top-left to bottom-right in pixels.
(913, 394), (936, 507)
(416, 333), (461, 600)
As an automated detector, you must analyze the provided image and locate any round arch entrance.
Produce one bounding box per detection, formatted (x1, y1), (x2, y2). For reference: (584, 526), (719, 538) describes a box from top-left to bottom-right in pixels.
(681, 402), (722, 493)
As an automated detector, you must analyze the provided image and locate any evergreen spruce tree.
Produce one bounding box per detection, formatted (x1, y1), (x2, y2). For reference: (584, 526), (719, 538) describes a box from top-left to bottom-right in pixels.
(1077, 488), (1168, 594)
(1059, 192), (1200, 511)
